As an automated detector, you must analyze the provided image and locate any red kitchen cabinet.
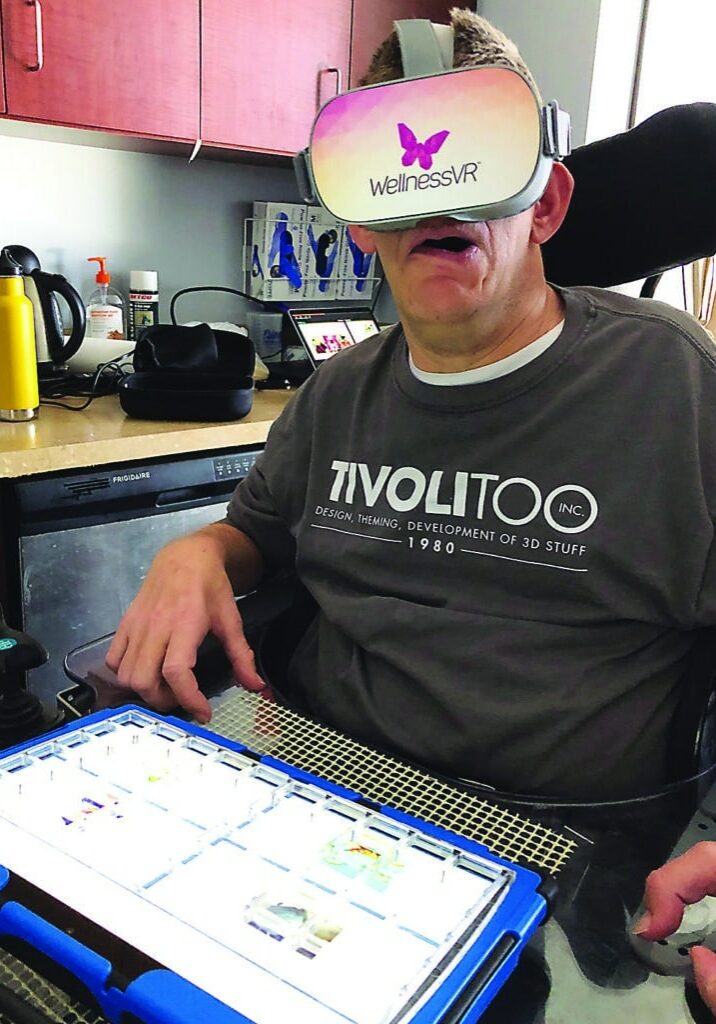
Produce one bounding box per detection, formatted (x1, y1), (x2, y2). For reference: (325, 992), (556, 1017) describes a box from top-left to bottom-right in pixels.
(1, 0), (199, 141)
(350, 0), (457, 87)
(201, 0), (351, 155)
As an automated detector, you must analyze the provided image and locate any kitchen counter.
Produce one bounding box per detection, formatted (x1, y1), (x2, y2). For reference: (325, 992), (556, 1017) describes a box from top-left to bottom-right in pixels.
(0, 390), (294, 478)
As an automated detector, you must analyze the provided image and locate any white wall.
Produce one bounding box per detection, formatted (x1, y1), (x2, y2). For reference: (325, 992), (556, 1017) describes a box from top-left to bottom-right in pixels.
(478, 0), (603, 147)
(0, 123), (300, 327)
(585, 0), (642, 142)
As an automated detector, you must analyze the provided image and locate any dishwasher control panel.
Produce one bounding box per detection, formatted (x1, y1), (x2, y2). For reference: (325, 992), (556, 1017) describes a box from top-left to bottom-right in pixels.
(213, 451), (260, 481)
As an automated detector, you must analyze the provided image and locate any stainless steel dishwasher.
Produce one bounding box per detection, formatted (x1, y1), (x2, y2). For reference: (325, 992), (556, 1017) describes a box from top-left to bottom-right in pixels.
(1, 447), (262, 706)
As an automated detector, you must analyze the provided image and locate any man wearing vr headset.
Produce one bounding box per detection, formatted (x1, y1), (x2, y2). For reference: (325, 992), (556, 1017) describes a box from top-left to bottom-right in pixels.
(108, 10), (716, 801)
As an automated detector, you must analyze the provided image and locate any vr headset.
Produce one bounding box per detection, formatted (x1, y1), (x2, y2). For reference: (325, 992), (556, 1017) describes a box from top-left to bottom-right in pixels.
(294, 19), (571, 231)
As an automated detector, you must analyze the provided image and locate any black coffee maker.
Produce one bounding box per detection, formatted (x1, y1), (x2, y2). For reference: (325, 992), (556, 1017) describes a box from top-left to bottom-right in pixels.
(4, 245), (86, 380)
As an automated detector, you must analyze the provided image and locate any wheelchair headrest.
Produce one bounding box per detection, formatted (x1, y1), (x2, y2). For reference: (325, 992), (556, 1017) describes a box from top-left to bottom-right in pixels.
(543, 102), (716, 288)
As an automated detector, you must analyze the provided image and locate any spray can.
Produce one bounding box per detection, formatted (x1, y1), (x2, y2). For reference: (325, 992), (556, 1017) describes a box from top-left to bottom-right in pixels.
(128, 271), (159, 341)
(0, 248), (39, 422)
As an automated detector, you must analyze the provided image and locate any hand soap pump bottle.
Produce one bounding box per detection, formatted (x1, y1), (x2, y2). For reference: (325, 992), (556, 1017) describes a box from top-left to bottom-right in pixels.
(86, 256), (126, 339)
(0, 247), (39, 422)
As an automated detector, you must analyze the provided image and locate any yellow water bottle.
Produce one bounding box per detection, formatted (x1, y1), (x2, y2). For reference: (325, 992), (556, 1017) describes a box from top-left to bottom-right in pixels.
(0, 248), (39, 422)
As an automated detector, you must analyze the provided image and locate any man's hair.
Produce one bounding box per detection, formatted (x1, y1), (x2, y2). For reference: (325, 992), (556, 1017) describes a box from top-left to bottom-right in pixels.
(359, 6), (541, 102)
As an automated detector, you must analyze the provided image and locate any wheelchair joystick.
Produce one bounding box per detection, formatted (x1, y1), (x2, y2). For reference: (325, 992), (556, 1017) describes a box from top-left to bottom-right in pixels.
(0, 604), (61, 746)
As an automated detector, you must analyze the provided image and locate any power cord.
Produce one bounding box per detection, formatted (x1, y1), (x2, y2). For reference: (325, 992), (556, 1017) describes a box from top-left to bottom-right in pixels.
(39, 353), (134, 412)
(370, 269), (386, 316)
(169, 271), (387, 386)
(169, 284), (294, 380)
(169, 285), (268, 325)
(170, 271), (386, 325)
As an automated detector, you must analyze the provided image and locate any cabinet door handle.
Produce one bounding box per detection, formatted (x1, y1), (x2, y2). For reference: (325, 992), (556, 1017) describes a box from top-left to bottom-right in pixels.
(25, 0), (44, 72)
(317, 66), (342, 109)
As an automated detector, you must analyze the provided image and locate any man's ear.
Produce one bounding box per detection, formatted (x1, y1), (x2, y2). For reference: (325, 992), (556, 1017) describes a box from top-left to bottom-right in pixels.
(530, 162), (574, 245)
(347, 224), (378, 254)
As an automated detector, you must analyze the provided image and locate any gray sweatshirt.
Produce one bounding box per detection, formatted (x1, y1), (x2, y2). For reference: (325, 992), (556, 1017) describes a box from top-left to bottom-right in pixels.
(227, 286), (716, 799)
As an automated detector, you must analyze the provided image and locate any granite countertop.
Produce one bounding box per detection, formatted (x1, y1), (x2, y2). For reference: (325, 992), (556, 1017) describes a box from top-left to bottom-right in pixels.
(0, 390), (293, 478)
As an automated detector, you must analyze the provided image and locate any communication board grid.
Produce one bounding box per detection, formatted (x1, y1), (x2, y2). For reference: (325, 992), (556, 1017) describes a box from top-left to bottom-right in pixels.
(211, 692), (576, 875)
(0, 710), (521, 1024)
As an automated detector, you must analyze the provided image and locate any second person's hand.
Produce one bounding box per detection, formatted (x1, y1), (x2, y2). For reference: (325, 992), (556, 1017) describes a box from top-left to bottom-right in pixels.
(634, 842), (716, 1014)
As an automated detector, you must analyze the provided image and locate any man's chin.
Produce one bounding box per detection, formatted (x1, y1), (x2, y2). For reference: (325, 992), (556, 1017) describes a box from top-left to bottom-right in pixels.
(401, 288), (486, 326)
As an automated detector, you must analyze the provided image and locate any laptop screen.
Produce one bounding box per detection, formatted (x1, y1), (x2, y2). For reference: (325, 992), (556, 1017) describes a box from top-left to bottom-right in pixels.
(287, 307), (380, 366)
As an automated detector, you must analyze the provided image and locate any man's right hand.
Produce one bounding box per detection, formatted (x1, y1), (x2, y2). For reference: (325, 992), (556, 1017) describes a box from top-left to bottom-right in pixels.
(105, 525), (266, 723)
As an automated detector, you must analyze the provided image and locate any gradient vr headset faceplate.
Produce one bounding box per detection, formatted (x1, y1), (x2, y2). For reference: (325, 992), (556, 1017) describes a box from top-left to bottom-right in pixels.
(295, 64), (571, 231)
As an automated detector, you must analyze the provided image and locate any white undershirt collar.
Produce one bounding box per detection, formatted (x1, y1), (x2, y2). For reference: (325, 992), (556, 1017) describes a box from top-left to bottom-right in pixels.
(408, 321), (565, 386)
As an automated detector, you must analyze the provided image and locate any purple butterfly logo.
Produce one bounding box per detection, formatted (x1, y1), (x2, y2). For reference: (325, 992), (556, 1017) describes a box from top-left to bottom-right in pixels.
(397, 122), (450, 170)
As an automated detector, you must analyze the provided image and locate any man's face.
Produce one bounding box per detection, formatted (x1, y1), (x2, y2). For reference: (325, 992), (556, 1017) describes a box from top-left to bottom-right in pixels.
(349, 209), (535, 329)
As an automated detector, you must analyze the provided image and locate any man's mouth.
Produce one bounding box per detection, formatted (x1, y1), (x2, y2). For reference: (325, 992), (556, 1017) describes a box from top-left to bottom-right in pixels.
(408, 223), (479, 258)
(411, 236), (476, 255)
